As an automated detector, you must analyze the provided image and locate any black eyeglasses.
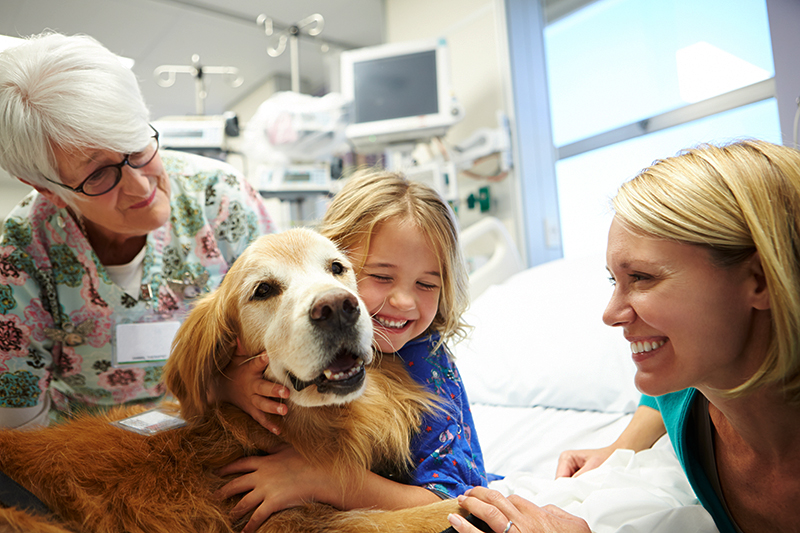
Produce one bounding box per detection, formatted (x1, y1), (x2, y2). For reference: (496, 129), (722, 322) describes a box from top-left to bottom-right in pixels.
(45, 125), (160, 197)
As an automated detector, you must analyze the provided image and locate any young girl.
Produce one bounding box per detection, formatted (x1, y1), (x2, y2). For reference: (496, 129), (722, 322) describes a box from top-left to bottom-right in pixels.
(214, 169), (488, 533)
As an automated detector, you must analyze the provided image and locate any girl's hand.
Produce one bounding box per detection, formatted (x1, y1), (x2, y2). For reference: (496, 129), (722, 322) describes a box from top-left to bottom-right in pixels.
(447, 487), (590, 533)
(210, 342), (290, 435)
(214, 446), (330, 533)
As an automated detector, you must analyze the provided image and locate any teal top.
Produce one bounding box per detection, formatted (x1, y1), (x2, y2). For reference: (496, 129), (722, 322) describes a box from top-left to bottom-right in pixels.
(640, 391), (738, 532)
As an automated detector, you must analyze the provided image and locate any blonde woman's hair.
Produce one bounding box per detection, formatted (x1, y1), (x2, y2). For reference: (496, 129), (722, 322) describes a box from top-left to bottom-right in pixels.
(613, 139), (800, 404)
(318, 168), (470, 348)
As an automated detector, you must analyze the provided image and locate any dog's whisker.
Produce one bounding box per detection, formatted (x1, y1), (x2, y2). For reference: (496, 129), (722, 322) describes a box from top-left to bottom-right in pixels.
(237, 352), (267, 366)
(371, 329), (395, 353)
(364, 297), (387, 322)
(214, 354), (235, 381)
(372, 330), (390, 345)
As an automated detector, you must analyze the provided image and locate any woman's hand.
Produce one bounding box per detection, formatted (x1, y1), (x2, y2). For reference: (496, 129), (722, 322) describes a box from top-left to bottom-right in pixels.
(214, 446), (330, 533)
(447, 487), (590, 533)
(556, 446), (615, 478)
(210, 342), (290, 435)
(557, 405), (666, 478)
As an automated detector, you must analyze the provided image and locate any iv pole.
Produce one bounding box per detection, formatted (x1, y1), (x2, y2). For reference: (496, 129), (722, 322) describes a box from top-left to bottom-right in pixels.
(256, 13), (324, 93)
(154, 55), (243, 115)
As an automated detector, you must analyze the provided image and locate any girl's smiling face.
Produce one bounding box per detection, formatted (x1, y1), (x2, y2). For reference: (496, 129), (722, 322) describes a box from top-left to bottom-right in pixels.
(352, 217), (442, 353)
(603, 217), (771, 398)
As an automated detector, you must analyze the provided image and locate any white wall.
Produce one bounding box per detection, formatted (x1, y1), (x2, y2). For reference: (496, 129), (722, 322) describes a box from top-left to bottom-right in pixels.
(385, 0), (525, 255)
(0, 35), (34, 229)
(766, 0), (800, 146)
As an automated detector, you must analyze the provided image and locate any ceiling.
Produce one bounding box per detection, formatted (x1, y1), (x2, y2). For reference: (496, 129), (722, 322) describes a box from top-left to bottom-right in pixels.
(0, 0), (385, 120)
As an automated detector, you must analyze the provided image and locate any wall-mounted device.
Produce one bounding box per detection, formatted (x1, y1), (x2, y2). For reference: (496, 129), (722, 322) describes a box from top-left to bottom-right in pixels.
(152, 114), (238, 151)
(256, 163), (332, 196)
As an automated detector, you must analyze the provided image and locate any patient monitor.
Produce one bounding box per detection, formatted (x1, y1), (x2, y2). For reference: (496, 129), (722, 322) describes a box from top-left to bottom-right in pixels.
(340, 38), (464, 153)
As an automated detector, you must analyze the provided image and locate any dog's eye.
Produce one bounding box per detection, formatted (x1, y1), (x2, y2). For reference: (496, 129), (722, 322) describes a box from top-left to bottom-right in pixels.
(331, 261), (346, 276)
(251, 282), (277, 300)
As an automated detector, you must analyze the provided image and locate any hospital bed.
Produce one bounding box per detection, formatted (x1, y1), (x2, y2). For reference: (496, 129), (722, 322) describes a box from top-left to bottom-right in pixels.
(454, 217), (719, 533)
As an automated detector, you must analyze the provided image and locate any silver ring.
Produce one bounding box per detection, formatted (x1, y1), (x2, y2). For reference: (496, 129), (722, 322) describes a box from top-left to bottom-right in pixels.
(502, 520), (514, 533)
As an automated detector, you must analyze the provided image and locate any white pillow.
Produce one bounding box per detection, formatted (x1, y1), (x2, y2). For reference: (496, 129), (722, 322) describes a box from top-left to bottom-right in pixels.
(453, 255), (641, 413)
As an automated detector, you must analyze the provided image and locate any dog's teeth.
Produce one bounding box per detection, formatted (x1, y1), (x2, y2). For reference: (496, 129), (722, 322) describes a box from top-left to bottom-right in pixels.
(321, 358), (364, 382)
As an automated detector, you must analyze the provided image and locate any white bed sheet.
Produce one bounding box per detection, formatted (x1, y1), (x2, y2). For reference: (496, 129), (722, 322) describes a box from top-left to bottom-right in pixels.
(471, 404), (719, 533)
(471, 404), (634, 479)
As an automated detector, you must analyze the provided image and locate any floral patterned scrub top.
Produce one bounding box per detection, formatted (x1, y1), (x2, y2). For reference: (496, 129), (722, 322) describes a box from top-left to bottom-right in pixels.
(0, 150), (273, 424)
(400, 333), (488, 498)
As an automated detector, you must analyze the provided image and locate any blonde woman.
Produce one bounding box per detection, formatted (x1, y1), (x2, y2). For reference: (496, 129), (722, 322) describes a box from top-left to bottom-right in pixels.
(452, 140), (800, 533)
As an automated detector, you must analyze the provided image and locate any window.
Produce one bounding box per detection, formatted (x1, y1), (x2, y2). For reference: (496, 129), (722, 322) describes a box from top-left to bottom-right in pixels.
(543, 0), (779, 258)
(556, 99), (781, 258)
(545, 0), (774, 147)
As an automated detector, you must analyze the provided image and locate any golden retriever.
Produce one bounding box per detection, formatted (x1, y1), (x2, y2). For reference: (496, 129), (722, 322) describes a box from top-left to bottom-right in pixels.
(0, 228), (464, 533)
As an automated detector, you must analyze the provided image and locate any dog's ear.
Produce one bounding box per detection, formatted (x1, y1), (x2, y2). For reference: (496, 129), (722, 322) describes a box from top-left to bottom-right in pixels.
(163, 289), (237, 421)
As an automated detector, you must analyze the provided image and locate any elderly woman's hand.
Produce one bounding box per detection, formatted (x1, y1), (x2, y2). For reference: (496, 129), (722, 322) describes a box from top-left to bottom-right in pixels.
(447, 487), (590, 533)
(209, 340), (290, 435)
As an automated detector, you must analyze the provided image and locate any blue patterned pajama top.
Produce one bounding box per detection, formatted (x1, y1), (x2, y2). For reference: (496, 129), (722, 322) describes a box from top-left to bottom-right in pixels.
(397, 333), (488, 498)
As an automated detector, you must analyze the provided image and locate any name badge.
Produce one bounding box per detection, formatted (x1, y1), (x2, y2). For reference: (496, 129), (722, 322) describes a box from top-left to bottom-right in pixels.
(113, 408), (186, 435)
(113, 321), (181, 367)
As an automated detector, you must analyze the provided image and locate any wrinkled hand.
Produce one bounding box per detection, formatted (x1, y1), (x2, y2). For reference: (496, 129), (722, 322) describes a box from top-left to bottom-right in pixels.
(447, 487), (590, 533)
(555, 446), (615, 478)
(211, 342), (290, 435)
(215, 446), (330, 533)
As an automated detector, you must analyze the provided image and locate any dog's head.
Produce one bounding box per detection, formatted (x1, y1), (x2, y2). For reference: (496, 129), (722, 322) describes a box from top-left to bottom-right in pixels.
(164, 228), (374, 420)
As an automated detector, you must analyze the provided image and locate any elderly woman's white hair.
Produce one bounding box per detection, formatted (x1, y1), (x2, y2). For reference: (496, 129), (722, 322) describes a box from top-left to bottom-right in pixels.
(0, 32), (152, 197)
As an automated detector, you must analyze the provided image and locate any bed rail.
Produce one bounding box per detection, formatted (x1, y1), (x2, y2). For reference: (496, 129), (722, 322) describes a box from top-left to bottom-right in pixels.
(460, 216), (524, 300)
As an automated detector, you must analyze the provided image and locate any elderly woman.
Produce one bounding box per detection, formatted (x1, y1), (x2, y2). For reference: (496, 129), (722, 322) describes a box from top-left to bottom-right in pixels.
(0, 32), (286, 429)
(448, 140), (800, 533)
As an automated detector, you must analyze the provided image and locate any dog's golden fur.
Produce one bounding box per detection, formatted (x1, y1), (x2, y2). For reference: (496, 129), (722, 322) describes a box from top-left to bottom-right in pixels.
(0, 229), (465, 533)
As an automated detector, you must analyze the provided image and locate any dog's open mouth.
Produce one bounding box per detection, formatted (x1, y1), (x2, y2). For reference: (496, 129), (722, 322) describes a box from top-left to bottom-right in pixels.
(288, 350), (366, 395)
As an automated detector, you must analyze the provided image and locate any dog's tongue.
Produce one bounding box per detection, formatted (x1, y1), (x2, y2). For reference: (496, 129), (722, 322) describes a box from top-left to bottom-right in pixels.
(326, 353), (358, 374)
(322, 353), (362, 382)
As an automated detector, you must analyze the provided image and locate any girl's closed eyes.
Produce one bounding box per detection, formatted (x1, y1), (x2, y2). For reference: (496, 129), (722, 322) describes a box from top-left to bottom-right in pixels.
(351, 217), (442, 354)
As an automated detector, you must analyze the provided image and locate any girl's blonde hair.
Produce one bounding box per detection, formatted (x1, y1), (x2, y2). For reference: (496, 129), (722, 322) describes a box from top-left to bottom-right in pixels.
(318, 168), (470, 347)
(613, 139), (800, 404)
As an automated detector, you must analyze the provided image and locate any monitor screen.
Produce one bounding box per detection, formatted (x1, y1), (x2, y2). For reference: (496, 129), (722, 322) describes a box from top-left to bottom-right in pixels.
(341, 39), (463, 152)
(352, 50), (439, 124)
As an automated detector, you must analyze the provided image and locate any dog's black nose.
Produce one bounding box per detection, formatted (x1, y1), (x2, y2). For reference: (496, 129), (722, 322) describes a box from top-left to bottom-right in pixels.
(310, 289), (361, 329)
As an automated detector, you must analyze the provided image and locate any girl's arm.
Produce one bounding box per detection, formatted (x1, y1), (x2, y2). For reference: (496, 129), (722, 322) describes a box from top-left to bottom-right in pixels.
(215, 447), (441, 533)
(403, 343), (489, 498)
